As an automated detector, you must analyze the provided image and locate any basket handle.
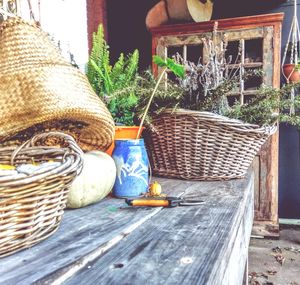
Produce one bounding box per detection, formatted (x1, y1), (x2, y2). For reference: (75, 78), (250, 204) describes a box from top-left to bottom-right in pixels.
(10, 132), (84, 165)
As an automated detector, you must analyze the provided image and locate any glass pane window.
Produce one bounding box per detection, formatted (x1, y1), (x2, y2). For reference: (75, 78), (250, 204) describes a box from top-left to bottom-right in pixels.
(167, 46), (183, 59)
(245, 39), (263, 63)
(225, 37), (263, 104)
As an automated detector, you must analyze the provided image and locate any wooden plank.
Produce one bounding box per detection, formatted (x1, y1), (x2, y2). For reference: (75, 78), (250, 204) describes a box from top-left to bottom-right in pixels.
(150, 13), (284, 36)
(253, 156), (260, 214)
(62, 173), (254, 285)
(0, 179), (195, 285)
(252, 15), (281, 237)
(243, 259), (249, 285)
(254, 133), (279, 223)
(222, 178), (253, 285)
(252, 220), (279, 238)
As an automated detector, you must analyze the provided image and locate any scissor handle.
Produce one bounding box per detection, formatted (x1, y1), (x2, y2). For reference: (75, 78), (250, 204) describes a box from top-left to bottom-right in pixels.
(125, 197), (181, 207)
(126, 198), (170, 207)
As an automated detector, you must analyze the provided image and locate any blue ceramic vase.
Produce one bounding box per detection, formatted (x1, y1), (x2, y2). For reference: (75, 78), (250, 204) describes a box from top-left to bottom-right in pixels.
(112, 139), (149, 198)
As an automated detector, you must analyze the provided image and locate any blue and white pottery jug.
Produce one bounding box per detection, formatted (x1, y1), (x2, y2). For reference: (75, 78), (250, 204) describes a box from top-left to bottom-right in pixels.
(112, 139), (149, 197)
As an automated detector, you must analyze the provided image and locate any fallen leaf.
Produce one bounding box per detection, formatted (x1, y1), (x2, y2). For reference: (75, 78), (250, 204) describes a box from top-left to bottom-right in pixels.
(249, 280), (261, 285)
(284, 247), (300, 253)
(249, 272), (258, 277)
(275, 254), (285, 266)
(266, 270), (277, 275)
(272, 246), (282, 254)
(249, 272), (268, 279)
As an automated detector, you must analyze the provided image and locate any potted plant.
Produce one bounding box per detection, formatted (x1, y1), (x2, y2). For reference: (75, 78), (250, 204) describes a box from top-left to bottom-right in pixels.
(108, 58), (185, 198)
(282, 62), (300, 83)
(135, 35), (278, 180)
(138, 50), (300, 181)
(86, 24), (142, 154)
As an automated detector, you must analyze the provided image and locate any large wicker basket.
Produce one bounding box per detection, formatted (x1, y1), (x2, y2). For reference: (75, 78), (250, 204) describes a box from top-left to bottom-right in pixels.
(0, 132), (83, 257)
(144, 109), (277, 180)
(0, 17), (114, 151)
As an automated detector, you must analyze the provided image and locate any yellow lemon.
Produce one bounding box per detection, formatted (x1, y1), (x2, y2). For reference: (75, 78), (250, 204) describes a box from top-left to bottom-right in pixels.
(0, 164), (15, 170)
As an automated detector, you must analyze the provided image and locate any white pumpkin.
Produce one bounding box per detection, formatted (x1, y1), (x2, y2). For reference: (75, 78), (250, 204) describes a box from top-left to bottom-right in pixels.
(67, 151), (116, 208)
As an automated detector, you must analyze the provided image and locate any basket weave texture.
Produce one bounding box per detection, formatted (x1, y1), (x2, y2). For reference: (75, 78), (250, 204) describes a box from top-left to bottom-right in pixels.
(0, 17), (114, 151)
(0, 132), (83, 258)
(144, 109), (277, 180)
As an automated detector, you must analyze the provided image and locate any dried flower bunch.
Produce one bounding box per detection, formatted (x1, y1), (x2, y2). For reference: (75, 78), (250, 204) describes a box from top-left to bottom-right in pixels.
(136, 20), (300, 129)
(136, 23), (248, 123)
(174, 23), (241, 115)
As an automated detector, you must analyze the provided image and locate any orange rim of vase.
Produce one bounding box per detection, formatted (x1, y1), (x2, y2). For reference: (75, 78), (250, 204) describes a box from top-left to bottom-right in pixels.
(106, 126), (145, 155)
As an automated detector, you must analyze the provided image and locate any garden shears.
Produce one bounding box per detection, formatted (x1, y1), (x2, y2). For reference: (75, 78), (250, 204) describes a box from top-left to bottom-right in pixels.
(125, 196), (204, 208)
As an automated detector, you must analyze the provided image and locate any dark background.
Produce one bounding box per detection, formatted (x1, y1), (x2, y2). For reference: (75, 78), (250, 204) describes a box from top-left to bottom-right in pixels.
(107, 0), (300, 219)
(106, 0), (287, 69)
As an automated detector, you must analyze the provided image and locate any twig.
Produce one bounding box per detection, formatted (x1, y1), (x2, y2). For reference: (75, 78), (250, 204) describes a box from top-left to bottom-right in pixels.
(136, 67), (167, 139)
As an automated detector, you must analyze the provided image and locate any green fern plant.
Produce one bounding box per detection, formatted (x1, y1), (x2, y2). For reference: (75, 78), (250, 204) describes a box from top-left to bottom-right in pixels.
(86, 24), (139, 125)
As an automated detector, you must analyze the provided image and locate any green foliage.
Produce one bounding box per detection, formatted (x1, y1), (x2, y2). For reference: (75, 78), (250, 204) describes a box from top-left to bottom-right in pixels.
(135, 63), (300, 129)
(294, 62), (300, 71)
(226, 86), (280, 126)
(135, 71), (185, 126)
(106, 86), (138, 126)
(87, 25), (110, 96)
(86, 24), (139, 125)
(153, 56), (185, 79)
(227, 82), (300, 128)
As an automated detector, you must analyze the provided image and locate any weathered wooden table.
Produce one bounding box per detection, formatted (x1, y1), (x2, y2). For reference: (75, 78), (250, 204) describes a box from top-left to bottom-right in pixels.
(0, 172), (254, 285)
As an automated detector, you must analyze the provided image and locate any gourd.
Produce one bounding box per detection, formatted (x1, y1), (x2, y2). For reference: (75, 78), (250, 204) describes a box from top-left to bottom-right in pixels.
(67, 151), (116, 208)
(149, 181), (162, 196)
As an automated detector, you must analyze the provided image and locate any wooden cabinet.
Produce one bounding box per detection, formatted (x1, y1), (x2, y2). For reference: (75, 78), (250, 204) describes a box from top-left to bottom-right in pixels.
(150, 13), (284, 237)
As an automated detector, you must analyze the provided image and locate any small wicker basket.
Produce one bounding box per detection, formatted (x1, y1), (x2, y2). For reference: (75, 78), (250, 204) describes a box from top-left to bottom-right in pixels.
(144, 109), (277, 181)
(0, 132), (83, 257)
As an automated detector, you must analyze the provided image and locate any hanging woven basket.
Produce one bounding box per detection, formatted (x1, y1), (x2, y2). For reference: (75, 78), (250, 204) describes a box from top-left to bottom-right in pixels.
(0, 132), (83, 258)
(144, 109), (277, 181)
(0, 17), (114, 151)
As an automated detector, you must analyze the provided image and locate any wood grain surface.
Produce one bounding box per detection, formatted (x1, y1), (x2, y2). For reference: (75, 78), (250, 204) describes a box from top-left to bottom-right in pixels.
(0, 179), (187, 285)
(0, 174), (254, 285)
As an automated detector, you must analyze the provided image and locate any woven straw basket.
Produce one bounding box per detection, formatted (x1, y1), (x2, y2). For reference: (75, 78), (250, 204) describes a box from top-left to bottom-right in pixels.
(0, 132), (83, 257)
(0, 17), (114, 151)
(145, 109), (277, 180)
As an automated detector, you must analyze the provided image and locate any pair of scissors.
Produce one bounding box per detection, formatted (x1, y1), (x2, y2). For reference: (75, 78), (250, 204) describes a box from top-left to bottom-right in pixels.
(125, 196), (204, 208)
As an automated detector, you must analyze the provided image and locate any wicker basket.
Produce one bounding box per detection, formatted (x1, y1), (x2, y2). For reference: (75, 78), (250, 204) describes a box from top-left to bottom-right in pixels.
(144, 109), (277, 180)
(0, 17), (114, 151)
(0, 132), (83, 257)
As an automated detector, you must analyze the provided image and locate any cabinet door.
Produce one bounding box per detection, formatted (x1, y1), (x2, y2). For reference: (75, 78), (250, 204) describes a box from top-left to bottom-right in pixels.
(222, 27), (279, 237)
(220, 27), (273, 103)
